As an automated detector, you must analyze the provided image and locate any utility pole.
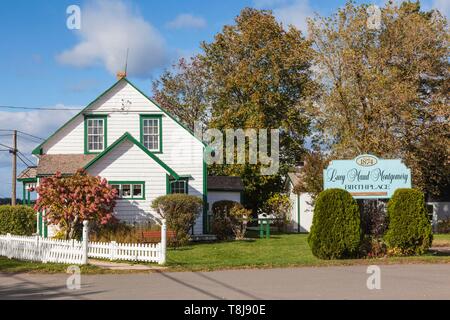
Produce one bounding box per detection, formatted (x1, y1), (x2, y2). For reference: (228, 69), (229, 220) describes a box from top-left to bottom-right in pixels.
(11, 130), (17, 205)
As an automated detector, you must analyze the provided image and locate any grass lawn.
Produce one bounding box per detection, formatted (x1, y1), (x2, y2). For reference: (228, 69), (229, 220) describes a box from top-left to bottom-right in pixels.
(1, 232), (449, 273)
(432, 234), (450, 247)
(165, 231), (450, 272)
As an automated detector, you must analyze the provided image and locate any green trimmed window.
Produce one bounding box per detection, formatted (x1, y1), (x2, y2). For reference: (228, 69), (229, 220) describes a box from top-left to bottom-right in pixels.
(109, 181), (145, 200)
(140, 115), (162, 153)
(168, 178), (189, 194)
(85, 115), (107, 154)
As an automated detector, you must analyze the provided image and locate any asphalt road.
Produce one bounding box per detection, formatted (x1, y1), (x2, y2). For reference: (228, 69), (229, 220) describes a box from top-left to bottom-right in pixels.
(1, 264), (450, 300)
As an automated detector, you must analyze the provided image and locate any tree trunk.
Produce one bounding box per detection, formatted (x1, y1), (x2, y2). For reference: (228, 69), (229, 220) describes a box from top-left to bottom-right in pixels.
(68, 215), (79, 240)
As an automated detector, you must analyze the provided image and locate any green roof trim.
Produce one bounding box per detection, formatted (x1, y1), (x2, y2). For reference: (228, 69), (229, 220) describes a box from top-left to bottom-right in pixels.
(123, 78), (206, 147)
(32, 78), (125, 155)
(83, 132), (180, 180)
(17, 177), (37, 183)
(32, 77), (205, 155)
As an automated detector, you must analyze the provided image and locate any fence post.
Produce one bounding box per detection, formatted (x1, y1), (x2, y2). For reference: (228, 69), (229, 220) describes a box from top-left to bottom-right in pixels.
(6, 233), (12, 259)
(110, 241), (117, 261)
(159, 219), (167, 265)
(35, 235), (40, 261)
(81, 220), (89, 265)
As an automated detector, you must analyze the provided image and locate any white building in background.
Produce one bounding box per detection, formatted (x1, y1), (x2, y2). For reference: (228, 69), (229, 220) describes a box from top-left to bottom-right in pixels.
(285, 169), (314, 233)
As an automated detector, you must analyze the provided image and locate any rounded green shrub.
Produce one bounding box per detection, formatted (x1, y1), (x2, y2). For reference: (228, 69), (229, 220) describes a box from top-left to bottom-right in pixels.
(211, 200), (241, 240)
(0, 205), (36, 235)
(152, 194), (202, 247)
(308, 189), (362, 259)
(384, 189), (432, 255)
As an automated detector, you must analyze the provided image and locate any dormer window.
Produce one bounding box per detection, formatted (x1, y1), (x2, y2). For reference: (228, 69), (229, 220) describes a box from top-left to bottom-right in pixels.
(140, 115), (162, 153)
(84, 115), (107, 154)
(167, 177), (189, 194)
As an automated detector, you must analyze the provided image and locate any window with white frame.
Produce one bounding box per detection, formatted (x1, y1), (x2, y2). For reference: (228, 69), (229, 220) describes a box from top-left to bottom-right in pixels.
(86, 116), (106, 153)
(141, 116), (161, 152)
(110, 182), (145, 200)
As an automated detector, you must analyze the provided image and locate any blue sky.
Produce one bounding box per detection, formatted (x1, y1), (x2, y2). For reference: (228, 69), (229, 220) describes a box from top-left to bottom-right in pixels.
(0, 0), (447, 199)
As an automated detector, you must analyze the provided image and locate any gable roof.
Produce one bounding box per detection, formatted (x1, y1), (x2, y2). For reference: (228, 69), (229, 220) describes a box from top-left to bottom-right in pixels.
(38, 154), (96, 176)
(83, 132), (180, 180)
(17, 166), (37, 181)
(32, 77), (205, 155)
(287, 172), (301, 186)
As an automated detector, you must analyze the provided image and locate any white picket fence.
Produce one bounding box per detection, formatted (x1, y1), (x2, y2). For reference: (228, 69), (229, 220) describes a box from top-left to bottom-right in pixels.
(88, 241), (161, 262)
(0, 234), (85, 264)
(0, 219), (167, 265)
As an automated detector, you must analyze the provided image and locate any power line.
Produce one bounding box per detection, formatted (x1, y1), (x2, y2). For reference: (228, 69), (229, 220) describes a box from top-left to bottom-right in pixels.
(16, 153), (33, 168)
(0, 130), (44, 141)
(17, 131), (45, 141)
(18, 151), (35, 166)
(0, 143), (12, 150)
(0, 105), (81, 111)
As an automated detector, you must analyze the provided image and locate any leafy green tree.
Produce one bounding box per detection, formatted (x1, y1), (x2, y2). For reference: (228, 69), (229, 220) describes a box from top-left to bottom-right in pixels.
(307, 1), (449, 199)
(264, 193), (292, 232)
(293, 151), (328, 198)
(154, 8), (316, 212)
(153, 57), (209, 131)
(205, 8), (316, 211)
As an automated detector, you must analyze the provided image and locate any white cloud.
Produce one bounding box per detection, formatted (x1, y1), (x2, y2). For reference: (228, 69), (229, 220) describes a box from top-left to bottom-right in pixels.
(166, 14), (207, 29)
(57, 0), (167, 78)
(0, 107), (79, 199)
(0, 107), (79, 155)
(253, 0), (313, 33)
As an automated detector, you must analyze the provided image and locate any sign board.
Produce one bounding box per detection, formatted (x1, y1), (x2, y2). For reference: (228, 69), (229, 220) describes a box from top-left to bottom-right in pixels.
(323, 155), (411, 199)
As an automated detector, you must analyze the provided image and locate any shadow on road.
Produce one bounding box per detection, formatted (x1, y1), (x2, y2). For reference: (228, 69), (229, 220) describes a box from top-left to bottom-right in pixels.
(155, 271), (224, 299)
(0, 273), (105, 300)
(155, 269), (261, 300)
(193, 272), (262, 300)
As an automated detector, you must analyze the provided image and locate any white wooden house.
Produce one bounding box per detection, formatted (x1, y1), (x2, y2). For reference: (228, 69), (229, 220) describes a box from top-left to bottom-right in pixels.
(285, 170), (314, 233)
(18, 76), (243, 237)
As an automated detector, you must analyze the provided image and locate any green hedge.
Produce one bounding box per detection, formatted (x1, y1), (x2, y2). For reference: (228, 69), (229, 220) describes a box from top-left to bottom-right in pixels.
(0, 205), (36, 236)
(384, 189), (432, 255)
(308, 189), (362, 259)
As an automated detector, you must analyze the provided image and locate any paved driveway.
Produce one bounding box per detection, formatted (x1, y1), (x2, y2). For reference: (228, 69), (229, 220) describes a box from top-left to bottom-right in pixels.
(1, 264), (449, 300)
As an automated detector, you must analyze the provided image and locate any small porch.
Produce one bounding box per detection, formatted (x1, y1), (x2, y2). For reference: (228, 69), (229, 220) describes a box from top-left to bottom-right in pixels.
(17, 166), (47, 237)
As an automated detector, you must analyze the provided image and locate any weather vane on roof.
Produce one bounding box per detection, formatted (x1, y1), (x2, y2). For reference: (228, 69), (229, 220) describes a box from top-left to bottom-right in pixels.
(116, 48), (129, 80)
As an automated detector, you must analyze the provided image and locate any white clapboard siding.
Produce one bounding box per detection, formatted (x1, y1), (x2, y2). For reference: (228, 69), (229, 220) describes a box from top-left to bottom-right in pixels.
(40, 79), (205, 234)
(86, 139), (167, 223)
